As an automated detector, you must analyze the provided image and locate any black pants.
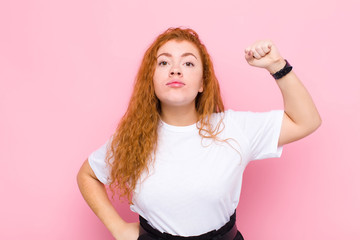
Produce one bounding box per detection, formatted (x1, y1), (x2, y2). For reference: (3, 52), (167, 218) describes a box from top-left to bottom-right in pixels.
(138, 211), (244, 240)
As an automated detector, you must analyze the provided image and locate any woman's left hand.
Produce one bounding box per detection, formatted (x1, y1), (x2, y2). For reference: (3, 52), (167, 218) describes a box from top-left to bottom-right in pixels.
(244, 40), (286, 74)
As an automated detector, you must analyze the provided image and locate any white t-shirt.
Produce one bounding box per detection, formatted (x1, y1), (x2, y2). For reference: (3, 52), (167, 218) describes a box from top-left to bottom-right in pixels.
(88, 109), (284, 236)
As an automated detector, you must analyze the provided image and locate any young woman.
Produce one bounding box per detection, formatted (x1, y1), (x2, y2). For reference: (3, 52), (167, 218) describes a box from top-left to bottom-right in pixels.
(77, 27), (321, 240)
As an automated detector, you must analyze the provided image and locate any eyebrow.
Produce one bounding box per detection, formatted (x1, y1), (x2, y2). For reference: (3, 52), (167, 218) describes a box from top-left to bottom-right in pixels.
(156, 52), (198, 59)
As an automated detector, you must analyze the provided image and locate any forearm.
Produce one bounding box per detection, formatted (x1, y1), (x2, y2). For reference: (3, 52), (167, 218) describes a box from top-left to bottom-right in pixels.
(245, 41), (321, 145)
(270, 60), (321, 133)
(77, 161), (127, 238)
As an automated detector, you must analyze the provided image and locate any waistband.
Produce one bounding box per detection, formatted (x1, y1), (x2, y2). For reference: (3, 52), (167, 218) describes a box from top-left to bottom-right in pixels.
(138, 211), (238, 240)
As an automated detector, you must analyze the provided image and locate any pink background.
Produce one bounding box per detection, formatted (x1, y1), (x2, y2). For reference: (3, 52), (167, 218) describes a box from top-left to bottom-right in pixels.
(1, 0), (359, 239)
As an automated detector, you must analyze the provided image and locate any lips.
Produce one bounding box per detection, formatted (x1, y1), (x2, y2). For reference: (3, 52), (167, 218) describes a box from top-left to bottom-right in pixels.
(166, 80), (185, 87)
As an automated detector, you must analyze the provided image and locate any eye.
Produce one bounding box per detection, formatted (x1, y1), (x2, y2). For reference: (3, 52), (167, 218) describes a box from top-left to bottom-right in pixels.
(158, 61), (168, 66)
(184, 62), (194, 67)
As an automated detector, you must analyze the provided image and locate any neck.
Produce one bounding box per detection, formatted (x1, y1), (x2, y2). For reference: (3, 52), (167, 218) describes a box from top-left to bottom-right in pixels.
(160, 103), (198, 126)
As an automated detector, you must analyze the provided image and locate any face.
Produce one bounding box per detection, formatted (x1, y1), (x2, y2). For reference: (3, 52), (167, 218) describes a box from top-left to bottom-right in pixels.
(153, 40), (203, 108)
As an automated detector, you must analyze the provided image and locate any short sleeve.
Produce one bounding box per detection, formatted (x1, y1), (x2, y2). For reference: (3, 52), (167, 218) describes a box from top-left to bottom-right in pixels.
(226, 109), (284, 160)
(88, 139), (112, 185)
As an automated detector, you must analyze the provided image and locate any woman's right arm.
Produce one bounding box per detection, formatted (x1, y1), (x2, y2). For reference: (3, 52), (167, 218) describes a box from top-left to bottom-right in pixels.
(77, 159), (140, 240)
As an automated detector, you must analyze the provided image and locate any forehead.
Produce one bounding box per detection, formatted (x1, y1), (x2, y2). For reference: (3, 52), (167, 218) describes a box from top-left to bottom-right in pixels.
(157, 40), (200, 56)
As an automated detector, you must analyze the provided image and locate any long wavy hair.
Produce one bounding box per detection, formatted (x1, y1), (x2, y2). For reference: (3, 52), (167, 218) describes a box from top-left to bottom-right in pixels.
(106, 27), (225, 203)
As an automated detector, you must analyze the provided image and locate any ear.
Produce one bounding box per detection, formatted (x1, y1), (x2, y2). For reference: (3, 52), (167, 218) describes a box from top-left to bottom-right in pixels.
(198, 80), (204, 93)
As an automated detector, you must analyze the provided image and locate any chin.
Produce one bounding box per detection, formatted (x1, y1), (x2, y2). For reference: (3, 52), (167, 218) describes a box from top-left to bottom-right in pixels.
(161, 99), (195, 108)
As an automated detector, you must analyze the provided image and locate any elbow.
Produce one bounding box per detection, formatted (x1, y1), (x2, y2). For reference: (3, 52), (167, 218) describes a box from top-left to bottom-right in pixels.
(307, 114), (322, 135)
(316, 116), (322, 129)
(314, 113), (322, 130)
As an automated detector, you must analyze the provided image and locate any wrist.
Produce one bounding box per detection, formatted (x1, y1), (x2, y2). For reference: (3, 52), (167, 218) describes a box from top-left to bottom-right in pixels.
(271, 59), (293, 80)
(266, 58), (287, 74)
(110, 220), (128, 238)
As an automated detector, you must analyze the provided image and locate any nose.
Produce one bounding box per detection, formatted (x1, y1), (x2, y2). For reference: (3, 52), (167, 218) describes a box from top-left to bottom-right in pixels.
(169, 68), (182, 77)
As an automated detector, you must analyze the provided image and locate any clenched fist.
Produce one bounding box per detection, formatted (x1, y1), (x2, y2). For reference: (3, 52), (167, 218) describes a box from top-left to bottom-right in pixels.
(244, 40), (286, 74)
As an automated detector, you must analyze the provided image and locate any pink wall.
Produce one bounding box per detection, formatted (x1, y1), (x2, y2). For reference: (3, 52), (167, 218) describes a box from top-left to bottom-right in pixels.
(1, 0), (359, 239)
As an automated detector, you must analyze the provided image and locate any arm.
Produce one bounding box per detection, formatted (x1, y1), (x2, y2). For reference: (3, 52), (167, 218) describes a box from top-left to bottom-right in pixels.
(77, 159), (139, 240)
(245, 40), (321, 146)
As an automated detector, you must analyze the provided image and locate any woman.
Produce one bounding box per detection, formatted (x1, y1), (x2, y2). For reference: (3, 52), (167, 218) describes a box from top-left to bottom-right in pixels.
(77, 27), (321, 240)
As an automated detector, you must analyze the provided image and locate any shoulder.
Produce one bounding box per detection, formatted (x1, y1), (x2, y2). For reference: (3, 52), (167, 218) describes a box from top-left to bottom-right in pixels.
(211, 109), (284, 132)
(209, 109), (252, 126)
(211, 109), (267, 122)
(220, 109), (284, 122)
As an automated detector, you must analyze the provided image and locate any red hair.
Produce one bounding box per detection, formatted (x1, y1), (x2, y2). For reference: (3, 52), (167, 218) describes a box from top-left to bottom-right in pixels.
(106, 27), (225, 203)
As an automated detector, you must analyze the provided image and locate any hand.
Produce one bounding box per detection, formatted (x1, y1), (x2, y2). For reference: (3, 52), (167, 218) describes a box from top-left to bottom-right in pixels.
(244, 40), (286, 74)
(114, 222), (140, 240)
